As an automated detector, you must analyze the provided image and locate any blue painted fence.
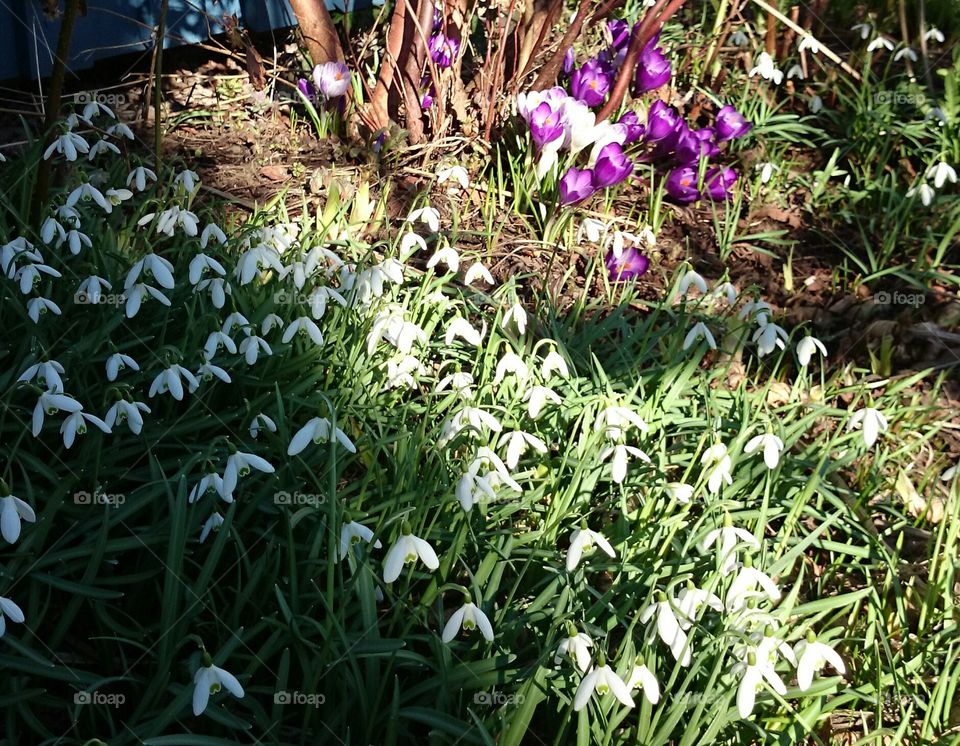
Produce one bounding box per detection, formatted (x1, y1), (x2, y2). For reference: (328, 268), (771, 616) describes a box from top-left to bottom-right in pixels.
(0, 0), (346, 80)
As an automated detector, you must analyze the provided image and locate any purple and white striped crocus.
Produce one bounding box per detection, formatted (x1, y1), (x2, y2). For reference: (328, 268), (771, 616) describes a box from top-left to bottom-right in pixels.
(312, 62), (351, 99)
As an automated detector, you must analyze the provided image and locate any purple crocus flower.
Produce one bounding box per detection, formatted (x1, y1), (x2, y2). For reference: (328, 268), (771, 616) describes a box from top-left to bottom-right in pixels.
(593, 143), (634, 188)
(605, 247), (650, 281)
(645, 100), (682, 143)
(673, 126), (719, 165)
(562, 47), (576, 77)
(704, 166), (738, 200)
(664, 166), (701, 203)
(571, 59), (611, 108)
(634, 46), (672, 94)
(559, 167), (596, 205)
(429, 33), (460, 68)
(432, 7), (442, 31)
(297, 78), (314, 100)
(715, 105), (752, 141)
(618, 110), (646, 143)
(608, 19), (632, 50)
(312, 62), (351, 99)
(529, 102), (565, 149)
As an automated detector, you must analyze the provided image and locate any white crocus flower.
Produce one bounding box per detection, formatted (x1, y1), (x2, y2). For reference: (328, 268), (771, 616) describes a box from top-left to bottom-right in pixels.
(540, 349), (569, 379)
(796, 336), (827, 366)
(464, 261), (494, 286)
(907, 183), (936, 206)
(192, 656), (244, 715)
(148, 365), (199, 401)
(744, 433), (784, 469)
(734, 648), (787, 718)
(442, 597), (494, 642)
(683, 321), (716, 351)
(555, 629), (593, 672)
(104, 399), (150, 435)
(502, 302), (527, 335)
(926, 161), (957, 189)
(727, 562), (782, 612)
(287, 417), (356, 456)
(794, 631), (845, 691)
(626, 659), (660, 704)
(437, 165), (469, 189)
(445, 317), (483, 346)
(282, 317), (324, 346)
(249, 413), (277, 439)
(60, 409), (112, 448)
(749, 51), (784, 84)
(599, 443), (651, 484)
(700, 443), (733, 494)
(18, 359), (66, 391)
(675, 584), (723, 629)
(523, 385), (561, 419)
(752, 321), (788, 357)
(383, 525), (440, 582)
(848, 406), (888, 448)
(699, 520), (758, 575)
(574, 660), (635, 711)
(43, 131), (89, 161)
(27, 297), (61, 323)
(406, 206), (440, 232)
(640, 592), (691, 666)
(493, 351), (529, 386)
(0, 595), (25, 637)
(339, 521), (382, 560)
(665, 482), (694, 504)
(499, 430), (548, 469)
(566, 524), (616, 572)
(0, 488), (36, 544)
(32, 391), (81, 435)
(594, 405), (648, 441)
(105, 352), (139, 381)
(126, 166), (157, 191)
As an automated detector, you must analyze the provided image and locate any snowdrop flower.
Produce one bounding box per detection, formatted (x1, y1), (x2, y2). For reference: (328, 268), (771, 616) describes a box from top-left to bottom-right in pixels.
(436, 370), (474, 397)
(442, 407), (502, 443)
(711, 282), (738, 306)
(464, 261), (494, 286)
(665, 482), (694, 504)
(43, 130), (89, 161)
(555, 627), (593, 672)
(27, 297), (61, 323)
(282, 317), (324, 346)
(749, 52), (783, 84)
(406, 206), (440, 232)
(106, 121), (134, 139)
(848, 406), (888, 448)
(239, 335), (272, 365)
(757, 162), (779, 183)
(730, 29), (749, 46)
(60, 409), (111, 448)
(188, 472), (225, 504)
(541, 349), (569, 379)
(744, 433), (784, 469)
(701, 441), (734, 495)
(599, 443), (651, 484)
(339, 520), (382, 560)
(683, 321), (717, 352)
(203, 331), (237, 360)
(699, 519), (758, 575)
(794, 630), (845, 691)
(445, 317), (483, 346)
(222, 449), (274, 496)
(796, 336), (827, 366)
(15, 262), (61, 294)
(734, 648), (786, 718)
(66, 182), (111, 213)
(574, 658), (635, 711)
(200, 223), (228, 249)
(752, 322), (788, 357)
(502, 302), (527, 335)
(146, 206), (200, 237)
(809, 95), (824, 114)
(493, 351), (529, 386)
(64, 227), (92, 256)
(126, 165), (157, 192)
(523, 385), (561, 419)
(249, 413), (277, 439)
(199, 511), (225, 542)
(0, 595), (25, 637)
(307, 286), (347, 320)
(384, 355), (427, 390)
(867, 36), (895, 53)
(259, 314), (282, 336)
(399, 231), (427, 259)
(437, 165), (469, 190)
(738, 299), (772, 325)
(2, 237), (42, 275)
(566, 523), (616, 572)
(727, 561), (782, 612)
(442, 596), (494, 642)
(678, 269), (708, 297)
(32, 391), (81, 435)
(924, 27), (945, 44)
(105, 352), (139, 381)
(105, 188), (133, 207)
(367, 311), (426, 355)
(125, 253), (175, 291)
(41, 215), (67, 246)
(0, 485), (36, 544)
(18, 359), (65, 391)
(786, 64), (804, 80)
(798, 35), (820, 54)
(104, 399), (150, 435)
(499, 430), (548, 469)
(594, 405), (648, 441)
(192, 654), (244, 715)
(87, 138), (121, 159)
(383, 524), (439, 582)
(578, 217), (609, 244)
(288, 417), (356, 455)
(234, 246), (284, 285)
(195, 360), (231, 388)
(894, 47), (918, 62)
(427, 246), (460, 273)
(907, 183), (936, 206)
(675, 584), (723, 629)
(926, 161), (957, 189)
(456, 471), (497, 511)
(851, 22), (872, 40)
(148, 365), (199, 401)
(626, 658), (660, 704)
(174, 169), (201, 195)
(640, 592), (691, 665)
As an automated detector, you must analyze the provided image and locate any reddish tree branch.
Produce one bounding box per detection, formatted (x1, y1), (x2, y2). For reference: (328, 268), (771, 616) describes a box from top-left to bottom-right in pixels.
(529, 0), (594, 91)
(289, 0), (344, 65)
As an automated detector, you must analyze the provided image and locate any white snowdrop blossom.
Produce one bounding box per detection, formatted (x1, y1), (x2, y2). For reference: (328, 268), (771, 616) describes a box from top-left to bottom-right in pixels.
(339, 521), (382, 560)
(924, 27), (945, 44)
(0, 595), (25, 637)
(18, 359), (66, 391)
(867, 36), (895, 53)
(574, 663), (634, 711)
(27, 297), (62, 323)
(383, 526), (440, 582)
(540, 349), (570, 379)
(445, 317), (483, 346)
(105, 352), (139, 381)
(126, 166), (157, 191)
(796, 336), (827, 366)
(566, 525), (616, 572)
(442, 598), (494, 642)
(640, 592), (691, 666)
(555, 630), (593, 672)
(848, 406), (888, 448)
(926, 161), (957, 189)
(125, 253), (175, 291)
(282, 317), (324, 346)
(406, 206), (440, 232)
(907, 183), (936, 206)
(794, 631), (846, 691)
(734, 648), (787, 718)
(599, 443), (651, 484)
(851, 22), (872, 40)
(502, 302), (527, 335)
(427, 246), (460, 273)
(744, 433), (785, 469)
(798, 35), (820, 54)
(675, 585), (723, 629)
(66, 182), (112, 213)
(0, 489), (36, 545)
(626, 660), (660, 704)
(700, 443), (733, 494)
(287, 417), (356, 456)
(727, 563), (782, 612)
(436, 165), (469, 190)
(200, 223), (228, 249)
(699, 522), (759, 575)
(249, 413), (277, 439)
(148, 365), (200, 401)
(665, 482), (694, 504)
(894, 47), (918, 62)
(60, 409), (112, 449)
(498, 430), (548, 469)
(493, 351), (529, 386)
(749, 52), (784, 84)
(753, 322), (788, 357)
(239, 335), (272, 364)
(683, 321), (717, 351)
(464, 261), (494, 286)
(200, 511), (225, 542)
(174, 169), (201, 195)
(234, 246), (284, 285)
(677, 269), (708, 297)
(32, 391), (81, 435)
(43, 130), (89, 161)
(192, 657), (244, 716)
(223, 450), (275, 497)
(367, 308), (426, 355)
(104, 400), (150, 435)
(523, 385), (562, 419)
(594, 405), (648, 441)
